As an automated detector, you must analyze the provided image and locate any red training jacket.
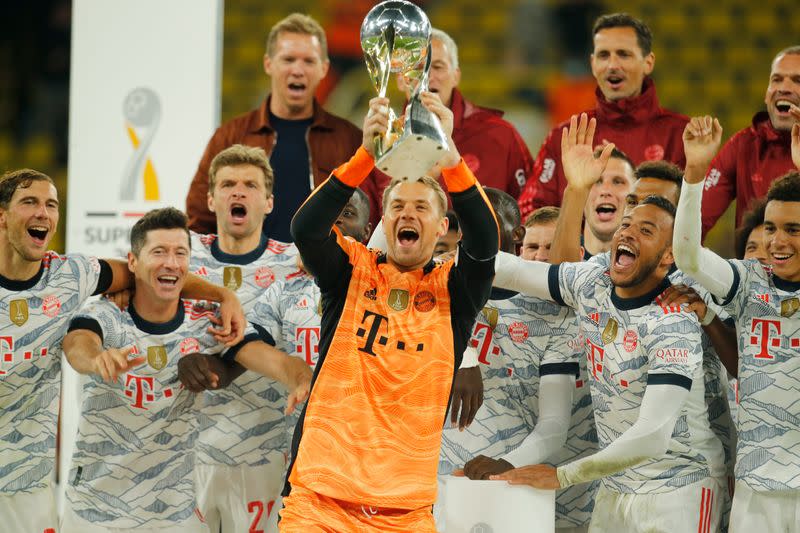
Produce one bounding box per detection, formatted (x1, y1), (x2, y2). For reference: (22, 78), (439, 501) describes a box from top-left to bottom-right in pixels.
(701, 111), (796, 237)
(518, 78), (688, 218)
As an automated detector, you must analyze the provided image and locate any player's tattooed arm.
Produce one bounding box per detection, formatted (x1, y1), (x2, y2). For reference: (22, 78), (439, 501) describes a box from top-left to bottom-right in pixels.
(231, 341), (312, 415)
(178, 353), (246, 392)
(550, 113), (616, 263)
(62, 329), (144, 383)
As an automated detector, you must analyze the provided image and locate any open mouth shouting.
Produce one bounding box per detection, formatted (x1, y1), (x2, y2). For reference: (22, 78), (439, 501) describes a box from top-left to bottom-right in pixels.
(287, 81), (307, 98)
(27, 225), (49, 246)
(229, 203), (247, 224)
(613, 241), (638, 272)
(595, 203), (618, 223)
(396, 226), (420, 250)
(774, 98), (799, 115)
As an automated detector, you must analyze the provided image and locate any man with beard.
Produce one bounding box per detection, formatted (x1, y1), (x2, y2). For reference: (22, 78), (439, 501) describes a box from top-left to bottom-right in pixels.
(518, 12), (689, 218)
(700, 46), (800, 236)
(486, 195), (726, 531)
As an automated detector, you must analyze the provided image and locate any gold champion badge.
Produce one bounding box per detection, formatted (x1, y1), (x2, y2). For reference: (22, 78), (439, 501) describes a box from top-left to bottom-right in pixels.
(9, 299), (28, 326)
(223, 266), (242, 291)
(481, 306), (499, 330)
(601, 317), (618, 345)
(781, 298), (800, 318)
(147, 346), (168, 371)
(387, 289), (409, 312)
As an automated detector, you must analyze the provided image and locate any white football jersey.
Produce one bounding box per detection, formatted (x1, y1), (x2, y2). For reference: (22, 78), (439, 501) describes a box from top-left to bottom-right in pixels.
(0, 252), (102, 495)
(553, 261), (725, 494)
(66, 298), (257, 528)
(720, 259), (800, 491)
(189, 232), (300, 467)
(437, 288), (597, 528)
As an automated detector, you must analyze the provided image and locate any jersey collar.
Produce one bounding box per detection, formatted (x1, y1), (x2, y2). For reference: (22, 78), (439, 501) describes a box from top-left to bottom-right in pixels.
(773, 274), (800, 293)
(0, 262), (45, 291)
(376, 253), (437, 274)
(611, 275), (672, 310)
(210, 232), (269, 265)
(128, 299), (185, 334)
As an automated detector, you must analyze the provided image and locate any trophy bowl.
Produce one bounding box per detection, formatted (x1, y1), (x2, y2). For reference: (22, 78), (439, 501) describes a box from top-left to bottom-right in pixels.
(360, 0), (449, 180)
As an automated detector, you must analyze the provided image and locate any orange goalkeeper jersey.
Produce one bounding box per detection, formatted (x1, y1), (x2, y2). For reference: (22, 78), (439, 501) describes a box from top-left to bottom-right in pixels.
(286, 151), (497, 510)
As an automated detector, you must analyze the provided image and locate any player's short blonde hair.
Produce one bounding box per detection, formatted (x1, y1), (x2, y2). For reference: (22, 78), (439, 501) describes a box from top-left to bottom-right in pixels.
(382, 175), (447, 217)
(208, 144), (274, 197)
(524, 206), (560, 228)
(266, 13), (328, 61)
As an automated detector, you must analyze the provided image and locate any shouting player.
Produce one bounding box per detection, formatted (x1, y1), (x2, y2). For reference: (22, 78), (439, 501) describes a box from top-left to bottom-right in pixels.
(0, 170), (243, 532)
(188, 144), (307, 533)
(60, 208), (309, 532)
(279, 92), (498, 531)
(451, 194), (598, 533)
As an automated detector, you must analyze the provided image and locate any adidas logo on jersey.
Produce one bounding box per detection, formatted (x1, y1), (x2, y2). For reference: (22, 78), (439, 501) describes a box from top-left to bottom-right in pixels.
(363, 287), (377, 301)
(755, 293), (770, 303)
(296, 298), (309, 309)
(587, 312), (600, 325)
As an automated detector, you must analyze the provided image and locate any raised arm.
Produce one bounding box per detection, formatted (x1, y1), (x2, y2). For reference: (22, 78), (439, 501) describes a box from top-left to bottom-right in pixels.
(492, 251), (553, 301)
(673, 117), (736, 299)
(289, 99), (384, 285)
(550, 114), (616, 264)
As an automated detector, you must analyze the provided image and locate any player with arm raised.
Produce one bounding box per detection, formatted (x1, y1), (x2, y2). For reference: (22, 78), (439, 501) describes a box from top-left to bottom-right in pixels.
(675, 115), (800, 532)
(279, 91), (498, 531)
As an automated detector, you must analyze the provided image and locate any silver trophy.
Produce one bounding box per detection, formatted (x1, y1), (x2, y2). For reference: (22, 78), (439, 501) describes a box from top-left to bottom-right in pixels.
(361, 0), (449, 179)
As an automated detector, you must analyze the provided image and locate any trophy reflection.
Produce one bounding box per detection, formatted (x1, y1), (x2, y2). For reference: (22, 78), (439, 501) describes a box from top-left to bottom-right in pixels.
(361, 0), (449, 180)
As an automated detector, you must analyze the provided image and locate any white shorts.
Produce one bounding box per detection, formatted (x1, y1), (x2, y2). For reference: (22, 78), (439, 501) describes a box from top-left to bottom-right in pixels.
(730, 481), (800, 533)
(60, 505), (208, 532)
(195, 462), (284, 533)
(0, 487), (58, 533)
(589, 477), (724, 533)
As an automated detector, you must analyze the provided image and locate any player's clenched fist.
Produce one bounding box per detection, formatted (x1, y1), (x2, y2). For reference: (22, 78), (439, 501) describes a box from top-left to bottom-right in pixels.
(455, 454), (514, 480)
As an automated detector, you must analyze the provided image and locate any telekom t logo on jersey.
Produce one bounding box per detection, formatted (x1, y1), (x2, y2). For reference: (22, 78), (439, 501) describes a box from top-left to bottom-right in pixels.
(125, 374), (155, 409)
(748, 317), (800, 359)
(586, 339), (604, 379)
(0, 336), (48, 375)
(470, 323), (499, 365)
(295, 327), (320, 366)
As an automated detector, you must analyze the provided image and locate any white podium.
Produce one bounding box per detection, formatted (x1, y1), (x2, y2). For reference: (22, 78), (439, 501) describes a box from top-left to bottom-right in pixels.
(442, 476), (555, 533)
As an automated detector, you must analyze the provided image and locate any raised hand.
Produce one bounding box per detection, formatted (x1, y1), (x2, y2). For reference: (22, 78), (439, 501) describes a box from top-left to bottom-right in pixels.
(560, 113), (616, 191)
(682, 116), (723, 183)
(420, 91), (460, 168)
(362, 97), (390, 159)
(791, 104), (800, 170)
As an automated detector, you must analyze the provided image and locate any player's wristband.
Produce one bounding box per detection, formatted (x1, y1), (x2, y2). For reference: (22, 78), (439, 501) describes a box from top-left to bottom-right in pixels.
(700, 306), (716, 327)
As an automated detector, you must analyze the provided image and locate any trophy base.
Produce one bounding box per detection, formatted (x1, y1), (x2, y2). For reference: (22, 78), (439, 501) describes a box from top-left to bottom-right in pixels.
(375, 135), (447, 181)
